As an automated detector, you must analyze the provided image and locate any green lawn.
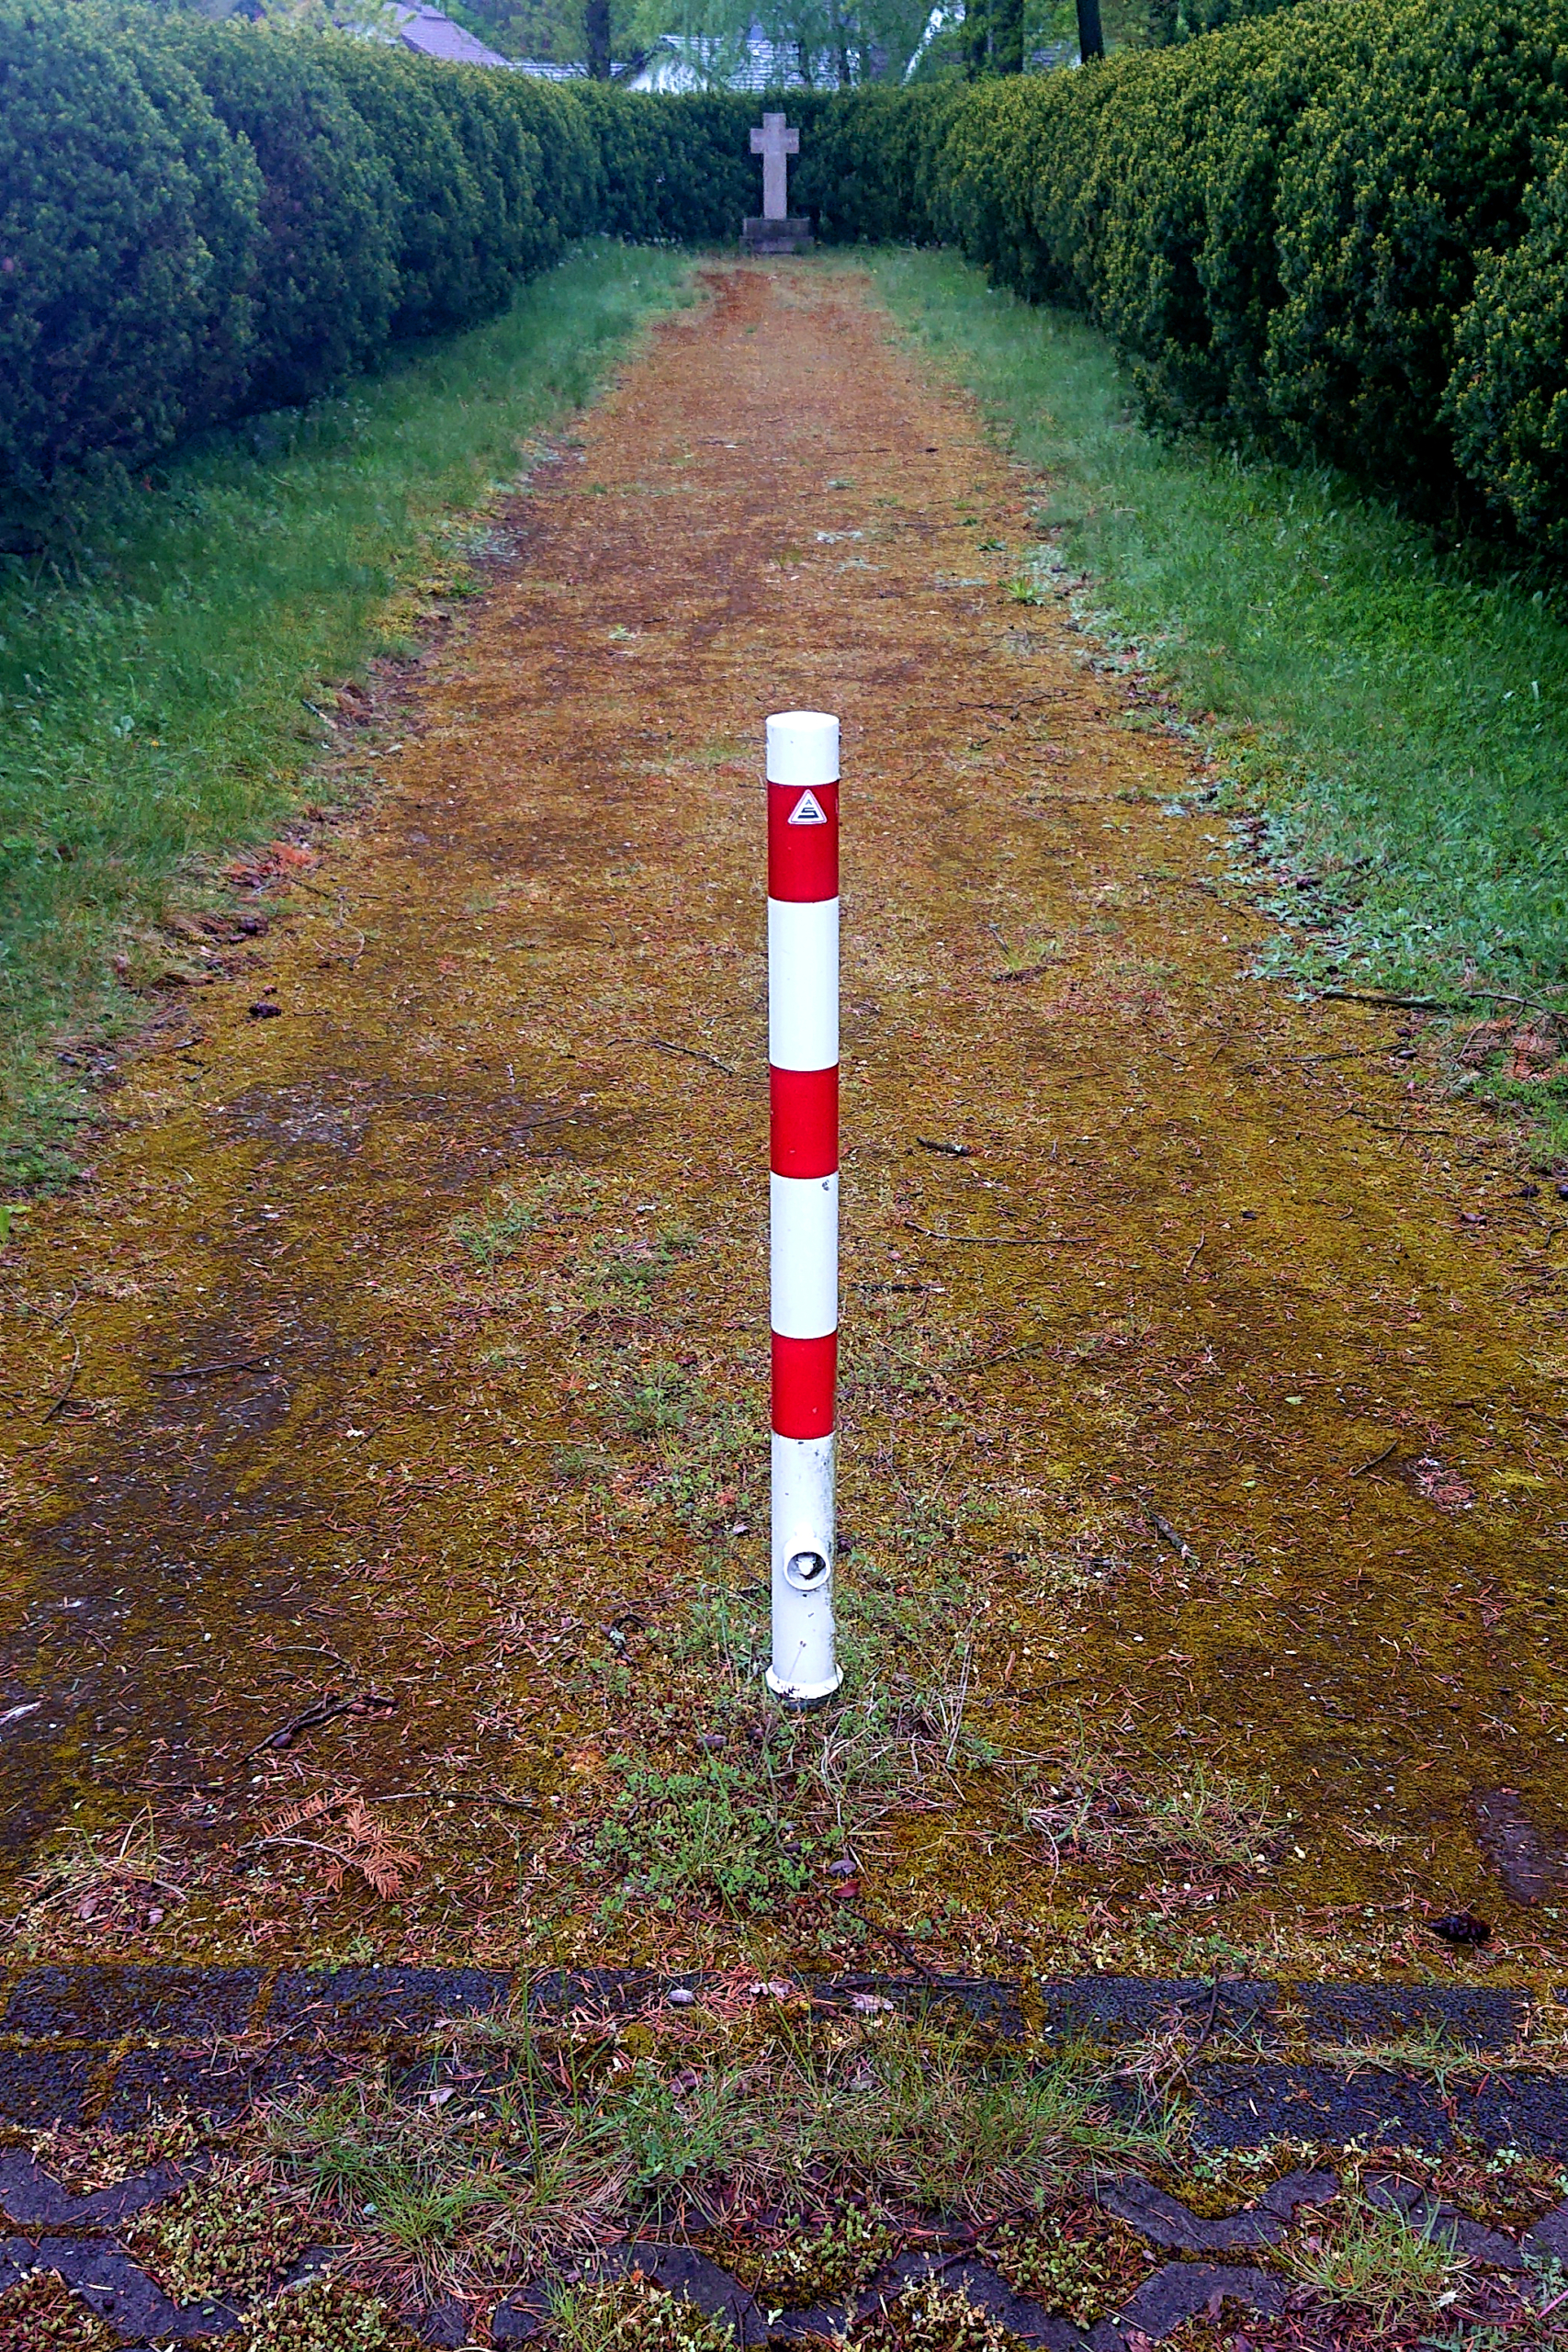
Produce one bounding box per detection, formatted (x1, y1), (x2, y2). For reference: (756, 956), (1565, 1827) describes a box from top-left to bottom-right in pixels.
(869, 249), (1568, 1037)
(0, 241), (694, 1188)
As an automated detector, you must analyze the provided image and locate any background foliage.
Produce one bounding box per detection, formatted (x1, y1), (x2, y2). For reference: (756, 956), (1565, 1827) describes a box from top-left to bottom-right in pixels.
(8, 0), (1568, 554)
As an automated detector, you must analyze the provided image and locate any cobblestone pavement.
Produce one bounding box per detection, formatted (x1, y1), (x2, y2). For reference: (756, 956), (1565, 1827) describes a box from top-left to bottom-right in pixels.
(0, 1965), (1565, 2343)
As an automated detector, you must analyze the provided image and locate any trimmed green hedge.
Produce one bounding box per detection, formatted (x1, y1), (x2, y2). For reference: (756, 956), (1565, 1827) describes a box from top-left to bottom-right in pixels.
(897, 0), (1568, 542)
(11, 0), (1568, 555)
(1450, 153), (1568, 557)
(0, 5), (262, 491)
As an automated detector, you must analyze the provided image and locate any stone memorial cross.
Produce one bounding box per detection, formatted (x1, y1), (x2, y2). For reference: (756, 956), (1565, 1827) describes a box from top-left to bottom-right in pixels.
(744, 110), (812, 254)
(750, 111), (799, 223)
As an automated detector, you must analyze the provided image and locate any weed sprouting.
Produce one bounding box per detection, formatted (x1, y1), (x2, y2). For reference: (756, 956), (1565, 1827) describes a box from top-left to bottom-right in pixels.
(1312, 2022), (1478, 2094)
(1018, 1736), (1281, 1888)
(545, 2269), (734, 2351)
(264, 2083), (510, 2298)
(457, 1195), (538, 1266)
(260, 2013), (1169, 2298)
(11, 1809), (186, 1951)
(1282, 2199), (1472, 2327)
(28, 2107), (197, 2193)
(591, 1756), (821, 1918)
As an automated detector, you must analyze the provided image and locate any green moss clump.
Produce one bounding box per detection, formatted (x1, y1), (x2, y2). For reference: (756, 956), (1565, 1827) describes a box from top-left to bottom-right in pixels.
(984, 2209), (1155, 2324)
(129, 2165), (306, 2302)
(547, 2269), (737, 2351)
(235, 2278), (406, 2352)
(714, 2207), (891, 2303)
(0, 2271), (118, 2352)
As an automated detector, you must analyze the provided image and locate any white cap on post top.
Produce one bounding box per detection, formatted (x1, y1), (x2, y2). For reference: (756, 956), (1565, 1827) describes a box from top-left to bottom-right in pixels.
(766, 710), (840, 788)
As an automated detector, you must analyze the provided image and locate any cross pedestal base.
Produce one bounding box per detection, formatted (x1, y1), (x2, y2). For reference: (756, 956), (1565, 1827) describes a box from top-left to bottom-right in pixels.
(743, 216), (814, 254)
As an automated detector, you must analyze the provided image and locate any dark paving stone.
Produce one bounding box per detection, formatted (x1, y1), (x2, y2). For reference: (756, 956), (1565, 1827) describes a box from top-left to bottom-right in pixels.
(418, 2294), (473, 2344)
(1523, 2200), (1568, 2263)
(2, 1967), (262, 2043)
(491, 2284), (548, 2342)
(0, 2041), (101, 2126)
(267, 1966), (513, 2038)
(1104, 2260), (1288, 2343)
(1, 2235), (36, 2291)
(526, 1968), (665, 2019)
(1039, 1977), (1278, 2047)
(1294, 1982), (1525, 2051)
(811, 1975), (1024, 2036)
(1464, 2072), (1568, 2160)
(589, 2244), (767, 2345)
(0, 2150), (190, 2228)
(35, 2235), (235, 2341)
(102, 2037), (345, 2127)
(1099, 2165), (1337, 2253)
(1190, 2062), (1453, 2151)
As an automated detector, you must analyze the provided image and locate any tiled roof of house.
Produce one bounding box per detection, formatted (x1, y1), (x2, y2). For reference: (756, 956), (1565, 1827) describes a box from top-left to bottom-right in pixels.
(386, 3), (516, 67)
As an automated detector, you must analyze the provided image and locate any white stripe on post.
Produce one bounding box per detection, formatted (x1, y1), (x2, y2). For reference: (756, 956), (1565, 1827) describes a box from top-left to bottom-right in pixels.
(766, 707), (841, 1705)
(768, 899), (839, 1069)
(769, 1172), (839, 1338)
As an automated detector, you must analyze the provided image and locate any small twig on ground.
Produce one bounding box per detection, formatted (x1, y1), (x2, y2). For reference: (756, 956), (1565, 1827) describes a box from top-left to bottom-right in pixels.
(916, 1137), (972, 1157)
(881, 1926), (941, 1985)
(40, 1340), (81, 1423)
(240, 1690), (394, 1766)
(1318, 983), (1564, 1024)
(377, 1787), (540, 1812)
(647, 1036), (734, 1076)
(1315, 989), (1456, 1012)
(1341, 1109), (1497, 1141)
(150, 1357), (273, 1382)
(1349, 1440), (1400, 1478)
(1182, 1233), (1205, 1277)
(904, 1221), (1084, 1246)
(1145, 1508), (1200, 1566)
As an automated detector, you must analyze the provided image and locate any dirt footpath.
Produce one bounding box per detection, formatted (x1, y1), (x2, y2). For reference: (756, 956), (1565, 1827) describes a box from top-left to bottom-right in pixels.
(3, 265), (1565, 1992)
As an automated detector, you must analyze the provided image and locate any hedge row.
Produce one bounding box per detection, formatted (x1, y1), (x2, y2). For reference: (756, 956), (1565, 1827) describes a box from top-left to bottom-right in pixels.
(800, 1), (1568, 549)
(11, 0), (1568, 553)
(0, 4), (597, 496)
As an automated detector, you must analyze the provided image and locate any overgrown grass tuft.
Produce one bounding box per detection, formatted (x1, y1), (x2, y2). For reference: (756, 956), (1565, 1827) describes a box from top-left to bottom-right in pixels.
(868, 250), (1568, 1012)
(264, 2012), (1171, 2298)
(0, 241), (694, 1187)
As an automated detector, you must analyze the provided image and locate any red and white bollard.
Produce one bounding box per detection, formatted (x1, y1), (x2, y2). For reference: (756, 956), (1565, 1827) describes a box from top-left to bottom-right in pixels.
(765, 709), (842, 1704)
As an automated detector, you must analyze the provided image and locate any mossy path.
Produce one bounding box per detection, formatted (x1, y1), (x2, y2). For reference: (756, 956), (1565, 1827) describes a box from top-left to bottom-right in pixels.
(3, 265), (1564, 1995)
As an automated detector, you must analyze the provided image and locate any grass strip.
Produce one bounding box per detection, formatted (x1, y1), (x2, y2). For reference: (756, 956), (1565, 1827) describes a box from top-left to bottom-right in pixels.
(0, 239), (695, 1190)
(865, 250), (1568, 1027)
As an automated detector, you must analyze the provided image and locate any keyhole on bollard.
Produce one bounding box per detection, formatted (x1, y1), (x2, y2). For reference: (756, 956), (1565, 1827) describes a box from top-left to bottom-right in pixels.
(785, 1548), (829, 1593)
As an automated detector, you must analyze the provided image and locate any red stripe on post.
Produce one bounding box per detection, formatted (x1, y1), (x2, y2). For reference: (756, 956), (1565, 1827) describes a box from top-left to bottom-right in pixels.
(771, 1329), (837, 1440)
(768, 780), (839, 902)
(770, 1064), (838, 1179)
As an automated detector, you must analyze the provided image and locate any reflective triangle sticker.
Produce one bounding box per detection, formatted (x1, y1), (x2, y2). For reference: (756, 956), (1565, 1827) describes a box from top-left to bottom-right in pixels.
(786, 788), (829, 826)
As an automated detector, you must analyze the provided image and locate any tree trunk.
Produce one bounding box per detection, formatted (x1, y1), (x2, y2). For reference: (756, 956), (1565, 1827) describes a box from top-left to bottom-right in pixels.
(585, 0), (611, 79)
(1076, 0), (1104, 60)
(994, 0), (1024, 72)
